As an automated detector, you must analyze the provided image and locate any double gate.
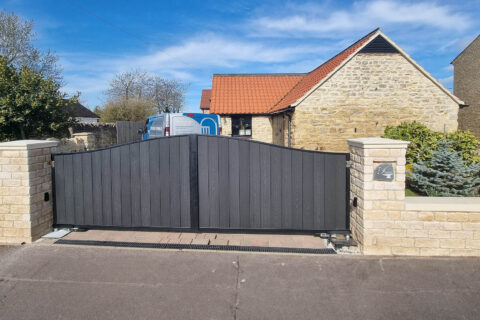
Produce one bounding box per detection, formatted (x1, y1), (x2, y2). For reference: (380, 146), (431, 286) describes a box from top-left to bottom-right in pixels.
(53, 135), (349, 233)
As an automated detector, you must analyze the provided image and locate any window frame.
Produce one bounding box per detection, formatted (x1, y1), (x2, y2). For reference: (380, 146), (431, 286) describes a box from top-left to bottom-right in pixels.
(231, 115), (252, 137)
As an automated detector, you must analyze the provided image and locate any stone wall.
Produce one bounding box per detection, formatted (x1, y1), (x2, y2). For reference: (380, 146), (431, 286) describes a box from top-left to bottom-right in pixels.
(0, 140), (57, 244)
(70, 122), (117, 148)
(453, 36), (480, 138)
(349, 137), (480, 257)
(293, 53), (459, 152)
(220, 115), (274, 144)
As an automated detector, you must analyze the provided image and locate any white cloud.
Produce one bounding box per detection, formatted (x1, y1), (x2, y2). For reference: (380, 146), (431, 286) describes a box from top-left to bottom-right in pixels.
(60, 35), (331, 107)
(439, 75), (453, 86)
(251, 0), (472, 37)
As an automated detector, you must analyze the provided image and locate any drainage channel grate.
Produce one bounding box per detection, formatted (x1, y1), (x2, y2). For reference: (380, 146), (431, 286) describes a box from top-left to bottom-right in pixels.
(54, 239), (336, 254)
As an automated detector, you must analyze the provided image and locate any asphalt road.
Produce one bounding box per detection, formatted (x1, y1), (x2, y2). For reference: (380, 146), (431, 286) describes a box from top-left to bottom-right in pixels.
(0, 244), (479, 320)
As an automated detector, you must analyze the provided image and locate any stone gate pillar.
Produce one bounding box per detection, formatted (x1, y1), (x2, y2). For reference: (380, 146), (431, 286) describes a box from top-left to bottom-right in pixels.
(0, 140), (58, 244)
(347, 138), (409, 255)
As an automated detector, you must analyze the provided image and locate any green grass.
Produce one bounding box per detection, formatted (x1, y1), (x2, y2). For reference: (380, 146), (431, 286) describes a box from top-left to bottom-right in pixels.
(405, 187), (420, 197)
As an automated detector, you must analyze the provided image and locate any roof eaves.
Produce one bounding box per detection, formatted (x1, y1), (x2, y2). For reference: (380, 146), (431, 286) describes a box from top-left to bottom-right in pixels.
(213, 73), (308, 77)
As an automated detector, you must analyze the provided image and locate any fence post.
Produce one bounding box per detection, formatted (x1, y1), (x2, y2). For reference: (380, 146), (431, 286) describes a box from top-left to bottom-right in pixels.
(189, 134), (199, 231)
(0, 140), (58, 244)
(347, 137), (409, 255)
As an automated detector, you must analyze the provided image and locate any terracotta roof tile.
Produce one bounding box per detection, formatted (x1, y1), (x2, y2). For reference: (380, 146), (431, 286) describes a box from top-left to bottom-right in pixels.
(210, 74), (305, 114)
(200, 89), (211, 109)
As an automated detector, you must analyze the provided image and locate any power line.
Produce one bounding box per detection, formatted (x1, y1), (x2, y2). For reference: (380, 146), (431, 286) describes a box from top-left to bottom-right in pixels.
(64, 0), (193, 68)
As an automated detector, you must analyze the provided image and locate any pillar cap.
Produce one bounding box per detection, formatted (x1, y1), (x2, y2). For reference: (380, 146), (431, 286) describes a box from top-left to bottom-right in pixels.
(347, 137), (410, 149)
(0, 140), (58, 150)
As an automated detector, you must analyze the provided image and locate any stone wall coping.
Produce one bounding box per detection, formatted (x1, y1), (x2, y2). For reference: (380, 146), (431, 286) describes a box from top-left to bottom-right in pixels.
(347, 137), (410, 149)
(406, 196), (480, 212)
(0, 140), (58, 150)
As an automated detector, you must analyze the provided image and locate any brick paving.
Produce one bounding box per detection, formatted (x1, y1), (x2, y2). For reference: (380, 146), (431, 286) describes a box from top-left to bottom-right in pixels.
(60, 230), (328, 249)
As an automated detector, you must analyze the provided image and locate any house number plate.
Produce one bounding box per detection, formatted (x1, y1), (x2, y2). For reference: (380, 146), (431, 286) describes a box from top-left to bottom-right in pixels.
(373, 163), (394, 181)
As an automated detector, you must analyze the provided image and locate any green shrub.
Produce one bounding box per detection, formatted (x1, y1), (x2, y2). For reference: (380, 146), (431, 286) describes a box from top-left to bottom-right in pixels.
(383, 122), (480, 165)
(383, 121), (442, 164)
(409, 142), (480, 196)
(446, 130), (480, 164)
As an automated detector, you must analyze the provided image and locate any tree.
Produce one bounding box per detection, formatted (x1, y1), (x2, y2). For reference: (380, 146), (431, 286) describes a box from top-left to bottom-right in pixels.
(104, 69), (187, 116)
(150, 76), (186, 113)
(0, 58), (76, 140)
(0, 10), (61, 81)
(409, 141), (480, 196)
(98, 98), (155, 123)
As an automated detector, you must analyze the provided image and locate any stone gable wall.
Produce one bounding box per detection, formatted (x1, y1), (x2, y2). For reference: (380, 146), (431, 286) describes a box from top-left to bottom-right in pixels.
(292, 53), (459, 152)
(453, 36), (480, 138)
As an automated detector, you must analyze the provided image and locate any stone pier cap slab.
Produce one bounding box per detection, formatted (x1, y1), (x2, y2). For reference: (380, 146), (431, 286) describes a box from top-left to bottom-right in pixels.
(347, 137), (410, 149)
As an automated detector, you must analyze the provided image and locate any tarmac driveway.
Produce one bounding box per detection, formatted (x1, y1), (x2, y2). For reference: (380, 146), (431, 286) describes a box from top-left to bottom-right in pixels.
(0, 244), (479, 320)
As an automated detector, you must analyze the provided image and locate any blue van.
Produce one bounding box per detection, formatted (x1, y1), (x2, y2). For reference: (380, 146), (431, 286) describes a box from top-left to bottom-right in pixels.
(141, 113), (222, 140)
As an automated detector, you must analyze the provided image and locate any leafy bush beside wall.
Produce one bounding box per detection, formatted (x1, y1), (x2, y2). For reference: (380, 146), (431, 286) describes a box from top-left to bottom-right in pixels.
(383, 122), (480, 196)
(383, 121), (479, 165)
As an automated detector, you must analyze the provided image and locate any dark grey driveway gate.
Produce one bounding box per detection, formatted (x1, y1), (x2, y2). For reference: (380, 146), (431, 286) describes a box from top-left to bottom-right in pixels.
(53, 135), (349, 233)
(197, 136), (349, 232)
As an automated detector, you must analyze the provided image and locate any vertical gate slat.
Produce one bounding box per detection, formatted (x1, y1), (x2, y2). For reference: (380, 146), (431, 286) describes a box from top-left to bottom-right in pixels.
(198, 137), (209, 228)
(291, 150), (303, 229)
(140, 141), (151, 226)
(249, 143), (261, 228)
(82, 153), (94, 225)
(270, 147), (282, 228)
(335, 154), (347, 230)
(180, 137), (190, 228)
(150, 140), (161, 226)
(260, 144), (271, 228)
(313, 153), (326, 230)
(92, 151), (103, 225)
(324, 154), (337, 230)
(228, 139), (240, 228)
(101, 149), (113, 226)
(120, 145), (132, 227)
(64, 155), (75, 225)
(73, 154), (84, 225)
(208, 137), (220, 228)
(54, 156), (66, 224)
(238, 140), (250, 228)
(302, 152), (314, 229)
(159, 138), (170, 226)
(218, 138), (230, 228)
(130, 143), (141, 226)
(111, 147), (122, 226)
(169, 138), (181, 227)
(281, 149), (292, 228)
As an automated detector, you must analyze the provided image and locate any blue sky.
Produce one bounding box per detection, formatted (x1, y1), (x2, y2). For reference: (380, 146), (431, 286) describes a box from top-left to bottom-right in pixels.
(3, 0), (479, 112)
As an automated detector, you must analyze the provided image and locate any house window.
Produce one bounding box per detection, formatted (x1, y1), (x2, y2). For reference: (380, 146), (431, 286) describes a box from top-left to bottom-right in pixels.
(231, 116), (252, 136)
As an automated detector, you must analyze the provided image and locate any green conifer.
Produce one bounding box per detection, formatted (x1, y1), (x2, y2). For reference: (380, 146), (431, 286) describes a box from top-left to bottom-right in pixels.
(409, 142), (480, 196)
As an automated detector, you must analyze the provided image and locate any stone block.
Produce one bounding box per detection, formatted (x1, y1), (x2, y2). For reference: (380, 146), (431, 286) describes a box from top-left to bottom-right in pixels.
(391, 247), (420, 256)
(414, 238), (440, 248)
(419, 248), (450, 256)
(466, 239), (480, 249)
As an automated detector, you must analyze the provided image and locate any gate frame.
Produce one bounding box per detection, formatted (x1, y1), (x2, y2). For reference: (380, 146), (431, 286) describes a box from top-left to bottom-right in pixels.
(52, 134), (350, 235)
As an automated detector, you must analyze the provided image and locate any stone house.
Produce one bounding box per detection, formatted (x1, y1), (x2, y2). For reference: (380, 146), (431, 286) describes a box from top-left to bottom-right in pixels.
(452, 34), (480, 139)
(200, 28), (463, 152)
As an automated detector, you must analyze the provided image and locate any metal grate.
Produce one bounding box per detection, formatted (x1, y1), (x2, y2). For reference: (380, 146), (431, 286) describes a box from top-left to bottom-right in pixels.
(55, 239), (336, 254)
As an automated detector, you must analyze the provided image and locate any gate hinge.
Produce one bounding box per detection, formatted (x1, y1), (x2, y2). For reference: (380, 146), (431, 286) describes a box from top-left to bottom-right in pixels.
(346, 160), (352, 168)
(50, 160), (55, 167)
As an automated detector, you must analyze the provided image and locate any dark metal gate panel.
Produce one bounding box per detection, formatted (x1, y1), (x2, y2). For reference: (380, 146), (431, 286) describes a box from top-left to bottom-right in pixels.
(197, 136), (349, 232)
(53, 136), (191, 228)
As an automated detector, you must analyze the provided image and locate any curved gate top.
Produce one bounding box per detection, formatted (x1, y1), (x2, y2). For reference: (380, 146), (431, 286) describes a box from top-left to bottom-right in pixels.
(53, 135), (349, 233)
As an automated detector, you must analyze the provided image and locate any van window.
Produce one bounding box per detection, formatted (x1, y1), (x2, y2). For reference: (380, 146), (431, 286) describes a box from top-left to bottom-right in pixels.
(150, 117), (164, 137)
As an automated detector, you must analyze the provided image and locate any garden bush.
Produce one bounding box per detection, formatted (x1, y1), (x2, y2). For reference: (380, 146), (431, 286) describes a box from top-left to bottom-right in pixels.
(409, 142), (480, 196)
(383, 122), (479, 165)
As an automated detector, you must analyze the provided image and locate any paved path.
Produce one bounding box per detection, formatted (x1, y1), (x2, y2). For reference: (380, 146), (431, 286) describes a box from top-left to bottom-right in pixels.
(0, 244), (479, 320)
(61, 229), (329, 248)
